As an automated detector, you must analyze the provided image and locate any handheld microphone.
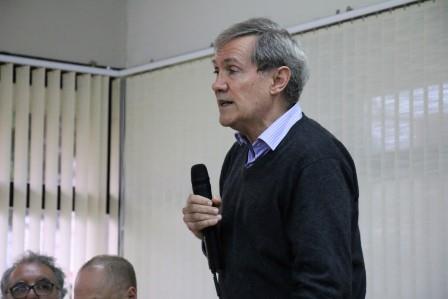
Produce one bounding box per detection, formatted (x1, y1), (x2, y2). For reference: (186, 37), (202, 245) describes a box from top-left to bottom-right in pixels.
(191, 164), (222, 297)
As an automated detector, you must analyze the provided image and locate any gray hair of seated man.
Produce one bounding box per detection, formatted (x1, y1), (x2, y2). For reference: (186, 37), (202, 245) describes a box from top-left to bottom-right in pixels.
(1, 251), (67, 299)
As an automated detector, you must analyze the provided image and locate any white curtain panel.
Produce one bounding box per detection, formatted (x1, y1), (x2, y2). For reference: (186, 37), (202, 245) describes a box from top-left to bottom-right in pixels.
(298, 1), (448, 298)
(123, 1), (447, 298)
(0, 65), (119, 297)
(124, 59), (235, 298)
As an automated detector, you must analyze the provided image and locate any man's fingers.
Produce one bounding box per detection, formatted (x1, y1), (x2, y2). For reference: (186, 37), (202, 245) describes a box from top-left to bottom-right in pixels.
(183, 212), (221, 223)
(211, 196), (222, 207)
(182, 194), (222, 238)
(183, 204), (219, 215)
(185, 217), (221, 232)
(187, 194), (213, 206)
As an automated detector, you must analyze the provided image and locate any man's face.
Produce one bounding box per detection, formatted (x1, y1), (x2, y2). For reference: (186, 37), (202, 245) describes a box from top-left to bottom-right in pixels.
(5, 262), (60, 299)
(212, 35), (276, 140)
(74, 266), (132, 299)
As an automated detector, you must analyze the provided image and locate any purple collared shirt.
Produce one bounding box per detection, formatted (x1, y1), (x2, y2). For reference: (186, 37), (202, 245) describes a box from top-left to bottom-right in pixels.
(235, 103), (303, 167)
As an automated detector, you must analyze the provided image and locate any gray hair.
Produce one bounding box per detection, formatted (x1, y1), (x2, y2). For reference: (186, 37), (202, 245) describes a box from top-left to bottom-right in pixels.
(214, 17), (310, 106)
(80, 255), (137, 291)
(1, 251), (67, 299)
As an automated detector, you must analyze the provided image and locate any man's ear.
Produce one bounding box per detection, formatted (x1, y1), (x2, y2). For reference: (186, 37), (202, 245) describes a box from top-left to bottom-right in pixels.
(127, 286), (137, 299)
(270, 66), (291, 96)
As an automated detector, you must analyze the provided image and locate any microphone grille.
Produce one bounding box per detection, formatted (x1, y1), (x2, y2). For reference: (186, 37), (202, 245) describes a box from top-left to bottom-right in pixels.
(191, 164), (209, 182)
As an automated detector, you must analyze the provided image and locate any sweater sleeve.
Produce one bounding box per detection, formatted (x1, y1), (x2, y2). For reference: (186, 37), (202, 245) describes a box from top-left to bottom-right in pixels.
(286, 158), (356, 299)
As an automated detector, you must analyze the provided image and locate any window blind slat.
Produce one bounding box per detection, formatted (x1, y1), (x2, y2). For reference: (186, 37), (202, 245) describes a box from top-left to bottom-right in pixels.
(59, 72), (76, 271)
(85, 76), (102, 258)
(0, 64), (13, 274)
(108, 79), (120, 254)
(42, 70), (61, 256)
(12, 66), (30, 256)
(28, 68), (46, 252)
(97, 77), (110, 253)
(73, 74), (91, 272)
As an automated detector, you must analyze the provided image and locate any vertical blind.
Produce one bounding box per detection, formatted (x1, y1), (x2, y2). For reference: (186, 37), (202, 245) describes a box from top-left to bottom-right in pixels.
(298, 1), (448, 298)
(0, 64), (121, 296)
(123, 0), (447, 298)
(124, 59), (233, 299)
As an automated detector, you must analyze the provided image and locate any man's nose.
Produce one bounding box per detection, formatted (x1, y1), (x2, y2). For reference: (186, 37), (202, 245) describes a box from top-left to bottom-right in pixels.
(212, 75), (227, 93)
(26, 289), (39, 298)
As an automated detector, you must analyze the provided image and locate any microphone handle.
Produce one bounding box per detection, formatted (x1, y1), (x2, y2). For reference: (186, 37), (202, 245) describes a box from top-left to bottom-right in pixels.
(192, 182), (222, 273)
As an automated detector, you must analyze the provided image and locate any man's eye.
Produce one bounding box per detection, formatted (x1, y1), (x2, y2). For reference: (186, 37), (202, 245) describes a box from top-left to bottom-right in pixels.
(36, 282), (53, 291)
(35, 279), (54, 291)
(11, 283), (28, 292)
(228, 67), (239, 74)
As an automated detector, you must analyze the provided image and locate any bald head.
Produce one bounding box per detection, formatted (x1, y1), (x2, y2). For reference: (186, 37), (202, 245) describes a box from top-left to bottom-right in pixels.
(74, 255), (137, 299)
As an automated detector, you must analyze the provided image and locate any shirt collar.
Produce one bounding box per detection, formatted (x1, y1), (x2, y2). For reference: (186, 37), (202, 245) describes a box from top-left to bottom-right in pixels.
(235, 102), (303, 150)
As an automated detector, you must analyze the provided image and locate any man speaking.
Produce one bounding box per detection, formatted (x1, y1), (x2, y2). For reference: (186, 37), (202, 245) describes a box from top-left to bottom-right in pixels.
(182, 17), (366, 299)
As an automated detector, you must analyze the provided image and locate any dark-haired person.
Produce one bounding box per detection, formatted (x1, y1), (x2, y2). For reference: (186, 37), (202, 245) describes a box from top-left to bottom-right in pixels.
(182, 17), (366, 298)
(74, 255), (136, 299)
(1, 251), (66, 299)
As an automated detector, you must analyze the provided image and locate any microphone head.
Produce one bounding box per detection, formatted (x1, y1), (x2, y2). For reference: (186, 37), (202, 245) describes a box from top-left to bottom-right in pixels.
(191, 164), (209, 184)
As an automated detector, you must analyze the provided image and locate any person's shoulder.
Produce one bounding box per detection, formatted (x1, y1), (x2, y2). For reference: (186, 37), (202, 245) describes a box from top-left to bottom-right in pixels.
(294, 114), (333, 140)
(287, 114), (353, 162)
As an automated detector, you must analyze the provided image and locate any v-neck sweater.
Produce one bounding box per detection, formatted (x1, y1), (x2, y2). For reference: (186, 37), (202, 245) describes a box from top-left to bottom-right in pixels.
(218, 114), (366, 299)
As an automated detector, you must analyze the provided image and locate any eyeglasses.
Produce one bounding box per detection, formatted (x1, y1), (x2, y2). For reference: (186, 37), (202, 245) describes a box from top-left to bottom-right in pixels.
(8, 279), (58, 298)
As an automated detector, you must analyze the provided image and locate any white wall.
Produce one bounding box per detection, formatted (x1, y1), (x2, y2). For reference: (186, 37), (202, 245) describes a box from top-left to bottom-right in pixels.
(125, 0), (388, 66)
(0, 0), (390, 68)
(0, 0), (127, 68)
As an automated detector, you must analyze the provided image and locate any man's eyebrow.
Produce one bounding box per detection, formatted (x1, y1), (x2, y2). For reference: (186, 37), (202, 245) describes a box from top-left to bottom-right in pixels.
(212, 57), (241, 66)
(227, 57), (243, 64)
(36, 278), (53, 283)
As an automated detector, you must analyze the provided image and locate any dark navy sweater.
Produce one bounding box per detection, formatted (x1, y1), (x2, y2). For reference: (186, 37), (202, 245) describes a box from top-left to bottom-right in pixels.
(217, 115), (366, 299)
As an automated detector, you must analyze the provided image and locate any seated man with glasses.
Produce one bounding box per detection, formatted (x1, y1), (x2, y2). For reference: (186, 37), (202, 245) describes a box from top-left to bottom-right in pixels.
(1, 251), (66, 299)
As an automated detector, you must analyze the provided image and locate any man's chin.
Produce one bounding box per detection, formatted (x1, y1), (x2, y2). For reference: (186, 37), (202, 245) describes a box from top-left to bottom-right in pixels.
(219, 114), (233, 127)
(219, 122), (232, 128)
(218, 118), (234, 129)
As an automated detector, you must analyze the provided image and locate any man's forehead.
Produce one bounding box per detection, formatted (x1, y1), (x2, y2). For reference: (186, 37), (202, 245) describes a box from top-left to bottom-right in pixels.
(78, 264), (107, 279)
(75, 267), (111, 299)
(76, 266), (109, 288)
(10, 262), (55, 282)
(212, 36), (256, 64)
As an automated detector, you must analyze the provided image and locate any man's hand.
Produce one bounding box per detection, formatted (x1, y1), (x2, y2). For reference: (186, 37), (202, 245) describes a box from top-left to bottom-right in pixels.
(182, 195), (222, 239)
